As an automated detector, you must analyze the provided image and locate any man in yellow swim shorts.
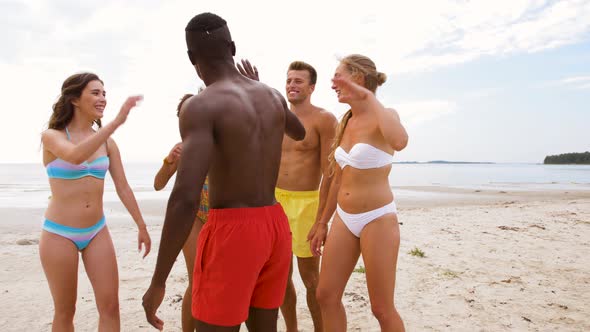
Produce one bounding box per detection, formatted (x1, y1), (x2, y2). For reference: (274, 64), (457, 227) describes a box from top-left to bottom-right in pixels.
(275, 61), (337, 332)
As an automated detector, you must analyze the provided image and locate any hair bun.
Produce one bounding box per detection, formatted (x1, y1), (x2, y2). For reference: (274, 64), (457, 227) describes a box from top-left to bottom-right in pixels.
(376, 72), (387, 85)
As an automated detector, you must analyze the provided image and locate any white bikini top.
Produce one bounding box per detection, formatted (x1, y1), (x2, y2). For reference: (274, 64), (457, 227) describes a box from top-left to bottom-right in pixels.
(335, 143), (394, 169)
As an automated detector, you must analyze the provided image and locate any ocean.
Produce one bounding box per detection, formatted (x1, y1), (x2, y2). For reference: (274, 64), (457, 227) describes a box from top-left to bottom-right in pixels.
(1, 163), (589, 209)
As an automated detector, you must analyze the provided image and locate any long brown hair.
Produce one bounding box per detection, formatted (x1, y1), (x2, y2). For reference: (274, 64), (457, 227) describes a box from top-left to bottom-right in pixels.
(327, 55), (388, 175)
(48, 72), (104, 130)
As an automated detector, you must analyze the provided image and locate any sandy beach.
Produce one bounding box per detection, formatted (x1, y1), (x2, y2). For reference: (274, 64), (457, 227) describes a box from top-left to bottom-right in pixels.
(1, 186), (589, 331)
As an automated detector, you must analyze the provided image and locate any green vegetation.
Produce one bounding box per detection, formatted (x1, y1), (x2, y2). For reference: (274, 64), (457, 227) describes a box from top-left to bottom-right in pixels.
(544, 152), (590, 164)
(441, 269), (459, 278)
(409, 247), (425, 258)
(354, 266), (366, 273)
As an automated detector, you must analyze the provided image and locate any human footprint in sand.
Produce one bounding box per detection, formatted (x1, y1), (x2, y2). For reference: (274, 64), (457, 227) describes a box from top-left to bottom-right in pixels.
(308, 54), (408, 331)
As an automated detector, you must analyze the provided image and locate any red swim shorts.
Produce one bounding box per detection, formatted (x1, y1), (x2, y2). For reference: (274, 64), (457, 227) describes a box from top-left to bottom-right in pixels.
(192, 203), (292, 326)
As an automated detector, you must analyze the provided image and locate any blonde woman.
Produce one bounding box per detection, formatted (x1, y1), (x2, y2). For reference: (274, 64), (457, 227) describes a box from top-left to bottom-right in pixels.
(309, 55), (408, 331)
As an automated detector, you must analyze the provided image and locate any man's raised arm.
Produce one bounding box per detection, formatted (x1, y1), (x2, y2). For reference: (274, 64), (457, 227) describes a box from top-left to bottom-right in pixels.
(274, 89), (305, 141)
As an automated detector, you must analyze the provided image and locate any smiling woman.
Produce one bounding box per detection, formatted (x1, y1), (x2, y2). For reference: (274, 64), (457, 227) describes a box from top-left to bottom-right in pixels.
(47, 73), (105, 131)
(39, 72), (152, 331)
(310, 54), (408, 331)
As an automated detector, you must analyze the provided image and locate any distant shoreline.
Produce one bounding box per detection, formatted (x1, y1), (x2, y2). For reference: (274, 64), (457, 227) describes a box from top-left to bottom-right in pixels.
(394, 161), (496, 164)
(395, 161), (590, 165)
(3, 161), (590, 166)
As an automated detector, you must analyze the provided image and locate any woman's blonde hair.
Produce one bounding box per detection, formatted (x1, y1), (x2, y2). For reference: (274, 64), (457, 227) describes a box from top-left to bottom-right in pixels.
(327, 54), (387, 175)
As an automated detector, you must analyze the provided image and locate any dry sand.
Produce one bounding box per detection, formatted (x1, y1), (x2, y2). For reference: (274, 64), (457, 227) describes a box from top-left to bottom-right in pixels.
(1, 187), (588, 331)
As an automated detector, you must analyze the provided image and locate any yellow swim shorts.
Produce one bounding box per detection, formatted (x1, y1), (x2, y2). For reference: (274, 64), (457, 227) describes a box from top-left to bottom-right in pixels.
(275, 187), (319, 258)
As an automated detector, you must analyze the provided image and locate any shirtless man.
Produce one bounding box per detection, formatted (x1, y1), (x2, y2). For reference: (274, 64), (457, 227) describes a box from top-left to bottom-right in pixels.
(275, 61), (337, 332)
(141, 12), (305, 332)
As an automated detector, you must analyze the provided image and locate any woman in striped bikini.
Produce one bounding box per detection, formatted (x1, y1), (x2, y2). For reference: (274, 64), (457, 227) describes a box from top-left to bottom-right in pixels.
(153, 93), (209, 332)
(40, 72), (151, 331)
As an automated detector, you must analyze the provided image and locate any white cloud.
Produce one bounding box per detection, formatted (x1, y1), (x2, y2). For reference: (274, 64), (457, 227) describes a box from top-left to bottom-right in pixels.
(546, 75), (590, 90)
(560, 76), (590, 84)
(391, 0), (590, 73)
(392, 100), (457, 126)
(2, 0), (590, 162)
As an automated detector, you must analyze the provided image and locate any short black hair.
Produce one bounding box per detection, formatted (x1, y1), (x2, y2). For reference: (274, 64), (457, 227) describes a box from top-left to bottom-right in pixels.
(186, 12), (227, 32)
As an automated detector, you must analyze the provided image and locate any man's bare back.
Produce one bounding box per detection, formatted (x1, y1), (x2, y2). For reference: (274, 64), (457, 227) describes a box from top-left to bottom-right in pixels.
(143, 13), (305, 332)
(180, 76), (303, 208)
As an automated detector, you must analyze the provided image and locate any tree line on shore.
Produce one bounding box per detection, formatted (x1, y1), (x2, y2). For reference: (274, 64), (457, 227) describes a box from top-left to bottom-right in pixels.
(544, 152), (590, 164)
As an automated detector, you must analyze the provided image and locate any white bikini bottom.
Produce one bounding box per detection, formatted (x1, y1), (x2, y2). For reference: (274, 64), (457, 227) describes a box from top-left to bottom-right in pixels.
(336, 201), (397, 238)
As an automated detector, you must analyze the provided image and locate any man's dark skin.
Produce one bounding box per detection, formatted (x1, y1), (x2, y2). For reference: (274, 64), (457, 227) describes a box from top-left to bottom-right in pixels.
(142, 14), (305, 332)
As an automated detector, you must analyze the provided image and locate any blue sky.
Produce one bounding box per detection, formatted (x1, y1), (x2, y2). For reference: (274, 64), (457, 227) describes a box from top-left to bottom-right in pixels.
(389, 42), (590, 162)
(1, 0), (589, 163)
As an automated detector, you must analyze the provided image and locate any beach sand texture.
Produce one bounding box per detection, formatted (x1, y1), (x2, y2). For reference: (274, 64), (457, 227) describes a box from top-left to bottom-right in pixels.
(1, 188), (588, 331)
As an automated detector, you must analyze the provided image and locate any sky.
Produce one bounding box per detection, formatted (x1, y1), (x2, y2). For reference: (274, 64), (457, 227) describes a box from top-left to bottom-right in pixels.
(1, 0), (589, 163)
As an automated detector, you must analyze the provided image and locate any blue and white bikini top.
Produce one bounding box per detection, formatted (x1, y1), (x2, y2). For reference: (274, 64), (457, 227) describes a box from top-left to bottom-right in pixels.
(46, 128), (110, 180)
(335, 143), (394, 169)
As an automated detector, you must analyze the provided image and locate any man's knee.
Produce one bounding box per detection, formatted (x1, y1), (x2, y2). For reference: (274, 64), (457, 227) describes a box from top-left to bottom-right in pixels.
(298, 257), (320, 290)
(300, 271), (319, 291)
